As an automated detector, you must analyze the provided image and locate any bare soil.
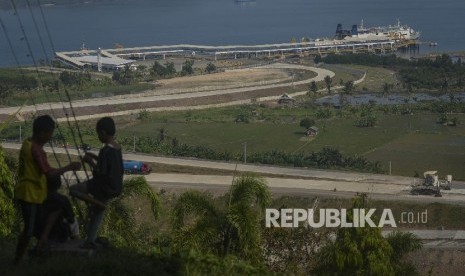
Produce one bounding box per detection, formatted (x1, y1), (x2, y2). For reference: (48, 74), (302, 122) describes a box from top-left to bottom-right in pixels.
(35, 83), (307, 119)
(409, 248), (465, 275)
(157, 68), (290, 89)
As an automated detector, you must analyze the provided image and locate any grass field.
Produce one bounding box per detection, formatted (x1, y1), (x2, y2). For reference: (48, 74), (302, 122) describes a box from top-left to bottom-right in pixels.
(320, 64), (397, 92)
(5, 83), (154, 106)
(3, 63), (464, 179)
(113, 106), (465, 179)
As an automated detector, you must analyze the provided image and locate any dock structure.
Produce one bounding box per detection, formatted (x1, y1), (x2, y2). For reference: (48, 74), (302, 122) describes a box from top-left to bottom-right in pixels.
(55, 38), (405, 70)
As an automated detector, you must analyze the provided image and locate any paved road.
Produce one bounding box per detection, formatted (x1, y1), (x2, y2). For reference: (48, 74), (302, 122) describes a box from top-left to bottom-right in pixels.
(1, 142), (413, 185)
(5, 142), (465, 205)
(382, 230), (465, 249)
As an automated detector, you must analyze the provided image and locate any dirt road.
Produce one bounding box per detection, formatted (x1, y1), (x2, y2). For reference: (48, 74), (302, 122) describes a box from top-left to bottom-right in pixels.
(0, 64), (335, 121)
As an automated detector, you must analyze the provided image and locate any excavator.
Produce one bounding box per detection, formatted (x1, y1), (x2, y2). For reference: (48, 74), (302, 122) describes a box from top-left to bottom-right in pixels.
(410, 171), (452, 197)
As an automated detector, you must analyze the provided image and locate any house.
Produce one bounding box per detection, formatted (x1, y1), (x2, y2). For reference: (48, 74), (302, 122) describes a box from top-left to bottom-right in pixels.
(306, 126), (319, 136)
(277, 93), (296, 104)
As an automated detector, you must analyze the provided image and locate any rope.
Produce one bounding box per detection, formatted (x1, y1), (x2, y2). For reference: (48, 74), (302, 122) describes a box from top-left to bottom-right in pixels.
(24, 0), (92, 182)
(2, 3), (87, 219)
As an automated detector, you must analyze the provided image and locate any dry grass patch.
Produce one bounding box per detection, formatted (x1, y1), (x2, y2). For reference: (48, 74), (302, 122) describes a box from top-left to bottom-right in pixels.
(156, 68), (290, 89)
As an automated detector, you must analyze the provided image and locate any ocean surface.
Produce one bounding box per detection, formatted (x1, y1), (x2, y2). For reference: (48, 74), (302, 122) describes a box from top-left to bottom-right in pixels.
(0, 0), (464, 67)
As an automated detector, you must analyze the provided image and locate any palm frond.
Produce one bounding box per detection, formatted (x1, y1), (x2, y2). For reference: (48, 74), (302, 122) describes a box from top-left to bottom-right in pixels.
(121, 176), (161, 219)
(171, 190), (220, 229)
(104, 198), (137, 247)
(386, 231), (423, 261)
(230, 173), (271, 210)
(228, 203), (261, 259)
(173, 216), (225, 254)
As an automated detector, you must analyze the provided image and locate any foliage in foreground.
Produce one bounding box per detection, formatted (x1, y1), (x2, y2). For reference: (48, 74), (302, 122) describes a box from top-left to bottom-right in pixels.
(171, 174), (271, 262)
(100, 176), (161, 249)
(0, 149), (423, 275)
(0, 146), (15, 239)
(313, 195), (422, 276)
(1, 241), (267, 276)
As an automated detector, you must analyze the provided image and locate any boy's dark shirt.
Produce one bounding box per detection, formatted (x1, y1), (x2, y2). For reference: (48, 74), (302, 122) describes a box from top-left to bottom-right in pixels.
(89, 144), (123, 200)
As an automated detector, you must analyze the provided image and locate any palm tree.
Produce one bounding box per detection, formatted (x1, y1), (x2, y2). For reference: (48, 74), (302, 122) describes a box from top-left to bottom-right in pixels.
(171, 174), (271, 261)
(313, 194), (422, 276)
(386, 231), (422, 275)
(101, 176), (161, 248)
(309, 81), (318, 94)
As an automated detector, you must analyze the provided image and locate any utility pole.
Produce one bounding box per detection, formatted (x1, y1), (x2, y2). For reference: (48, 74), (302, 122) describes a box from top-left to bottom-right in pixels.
(97, 47), (102, 72)
(133, 135), (136, 152)
(389, 161), (392, 176)
(243, 142), (247, 164)
(19, 125), (22, 142)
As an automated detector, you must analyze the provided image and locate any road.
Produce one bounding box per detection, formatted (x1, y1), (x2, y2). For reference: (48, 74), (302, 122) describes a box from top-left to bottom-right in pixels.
(0, 64), (334, 119)
(3, 142), (465, 205)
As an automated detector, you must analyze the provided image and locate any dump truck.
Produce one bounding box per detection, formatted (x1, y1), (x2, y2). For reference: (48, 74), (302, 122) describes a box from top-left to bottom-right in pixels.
(123, 160), (151, 175)
(410, 171), (452, 196)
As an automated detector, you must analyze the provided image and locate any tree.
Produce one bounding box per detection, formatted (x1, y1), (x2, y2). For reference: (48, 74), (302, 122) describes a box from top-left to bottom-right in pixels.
(235, 114), (249, 123)
(205, 62), (216, 74)
(151, 61), (167, 78)
(386, 232), (422, 275)
(0, 147), (15, 239)
(59, 71), (91, 89)
(181, 60), (194, 76)
(165, 62), (176, 77)
(299, 118), (315, 130)
(314, 55), (322, 64)
(343, 80), (355, 94)
(324, 75), (333, 94)
(112, 65), (136, 85)
(309, 81), (318, 94)
(102, 176), (161, 248)
(313, 194), (396, 276)
(171, 174), (271, 261)
(137, 64), (147, 72)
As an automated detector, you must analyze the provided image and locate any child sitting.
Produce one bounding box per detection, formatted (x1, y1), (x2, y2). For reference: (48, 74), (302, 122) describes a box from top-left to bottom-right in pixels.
(70, 117), (123, 249)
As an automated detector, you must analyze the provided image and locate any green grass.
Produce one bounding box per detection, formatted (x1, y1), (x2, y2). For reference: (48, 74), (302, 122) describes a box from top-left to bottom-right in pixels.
(113, 106), (465, 179)
(348, 64), (397, 92)
(320, 64), (397, 92)
(5, 101), (465, 179)
(121, 121), (305, 153)
(5, 83), (154, 106)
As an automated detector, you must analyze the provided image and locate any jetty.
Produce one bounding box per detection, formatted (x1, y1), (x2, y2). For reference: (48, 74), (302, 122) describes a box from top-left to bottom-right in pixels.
(55, 35), (420, 70)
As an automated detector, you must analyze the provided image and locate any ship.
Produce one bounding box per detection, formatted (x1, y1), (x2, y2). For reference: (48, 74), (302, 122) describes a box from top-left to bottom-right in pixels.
(336, 19), (420, 42)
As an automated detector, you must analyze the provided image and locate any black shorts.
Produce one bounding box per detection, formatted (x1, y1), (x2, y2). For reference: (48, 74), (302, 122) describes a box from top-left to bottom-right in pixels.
(87, 179), (111, 202)
(17, 200), (42, 238)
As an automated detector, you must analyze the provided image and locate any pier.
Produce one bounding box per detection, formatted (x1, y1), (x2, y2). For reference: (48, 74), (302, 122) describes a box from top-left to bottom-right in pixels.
(55, 39), (409, 70)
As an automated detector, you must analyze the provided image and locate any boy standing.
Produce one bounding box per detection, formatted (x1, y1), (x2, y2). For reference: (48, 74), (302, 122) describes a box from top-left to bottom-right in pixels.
(70, 117), (123, 248)
(13, 115), (81, 264)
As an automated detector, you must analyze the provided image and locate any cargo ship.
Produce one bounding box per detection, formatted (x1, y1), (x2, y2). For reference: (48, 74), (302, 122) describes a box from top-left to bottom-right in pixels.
(336, 19), (420, 42)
